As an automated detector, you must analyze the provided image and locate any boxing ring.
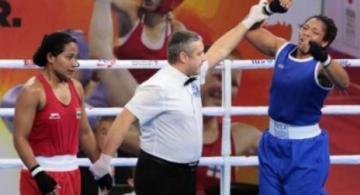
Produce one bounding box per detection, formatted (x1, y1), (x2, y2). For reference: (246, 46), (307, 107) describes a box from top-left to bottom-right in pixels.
(0, 59), (360, 195)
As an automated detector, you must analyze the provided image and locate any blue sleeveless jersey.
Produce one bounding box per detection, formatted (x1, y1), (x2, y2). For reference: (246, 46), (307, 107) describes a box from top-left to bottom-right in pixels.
(268, 43), (330, 125)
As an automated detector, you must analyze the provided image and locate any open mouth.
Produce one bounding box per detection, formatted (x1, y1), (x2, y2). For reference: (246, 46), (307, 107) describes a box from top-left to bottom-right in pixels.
(298, 38), (308, 50)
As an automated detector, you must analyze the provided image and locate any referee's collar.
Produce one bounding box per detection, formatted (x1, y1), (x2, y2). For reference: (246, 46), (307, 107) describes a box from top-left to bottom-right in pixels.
(165, 64), (196, 86)
(184, 77), (197, 86)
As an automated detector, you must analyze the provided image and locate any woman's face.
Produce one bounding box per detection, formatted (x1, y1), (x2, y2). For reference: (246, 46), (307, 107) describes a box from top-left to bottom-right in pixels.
(201, 70), (241, 107)
(49, 42), (79, 81)
(298, 18), (328, 54)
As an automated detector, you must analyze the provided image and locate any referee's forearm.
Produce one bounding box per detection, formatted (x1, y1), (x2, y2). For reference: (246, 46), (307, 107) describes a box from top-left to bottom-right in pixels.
(102, 110), (134, 156)
(102, 130), (125, 156)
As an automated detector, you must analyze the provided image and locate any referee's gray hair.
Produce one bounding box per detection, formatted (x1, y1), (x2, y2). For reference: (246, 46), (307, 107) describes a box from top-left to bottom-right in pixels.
(167, 30), (202, 64)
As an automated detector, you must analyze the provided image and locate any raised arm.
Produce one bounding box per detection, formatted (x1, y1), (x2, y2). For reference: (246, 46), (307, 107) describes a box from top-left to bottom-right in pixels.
(89, 0), (113, 59)
(245, 0), (292, 57)
(321, 61), (350, 90)
(246, 28), (287, 57)
(205, 3), (268, 69)
(308, 42), (350, 90)
(111, 0), (140, 27)
(89, 0), (138, 106)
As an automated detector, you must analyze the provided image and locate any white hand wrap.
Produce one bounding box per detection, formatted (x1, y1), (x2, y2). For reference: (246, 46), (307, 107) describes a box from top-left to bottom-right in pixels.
(89, 153), (112, 179)
(241, 4), (269, 30)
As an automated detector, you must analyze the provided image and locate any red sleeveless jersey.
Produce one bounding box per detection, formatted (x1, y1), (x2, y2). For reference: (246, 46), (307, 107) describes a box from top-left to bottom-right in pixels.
(196, 123), (236, 195)
(28, 74), (81, 156)
(113, 20), (171, 83)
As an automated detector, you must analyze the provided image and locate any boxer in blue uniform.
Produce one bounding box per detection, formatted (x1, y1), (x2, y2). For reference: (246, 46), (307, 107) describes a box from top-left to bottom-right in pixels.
(246, 0), (350, 194)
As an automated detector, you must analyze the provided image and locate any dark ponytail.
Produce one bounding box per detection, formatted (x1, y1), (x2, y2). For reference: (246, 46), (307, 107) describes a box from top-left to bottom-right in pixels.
(33, 32), (77, 67)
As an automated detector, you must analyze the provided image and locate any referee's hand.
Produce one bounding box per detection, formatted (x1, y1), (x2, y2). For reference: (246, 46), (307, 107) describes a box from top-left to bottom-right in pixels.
(30, 165), (59, 194)
(90, 153), (113, 191)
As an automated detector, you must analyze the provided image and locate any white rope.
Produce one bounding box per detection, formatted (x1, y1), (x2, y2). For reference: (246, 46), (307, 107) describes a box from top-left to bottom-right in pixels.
(1, 58), (358, 195)
(1, 155), (360, 169)
(1, 105), (360, 117)
(1, 59), (359, 183)
(0, 59), (358, 69)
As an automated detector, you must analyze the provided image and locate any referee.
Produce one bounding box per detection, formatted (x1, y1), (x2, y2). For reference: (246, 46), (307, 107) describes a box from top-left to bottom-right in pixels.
(90, 3), (269, 194)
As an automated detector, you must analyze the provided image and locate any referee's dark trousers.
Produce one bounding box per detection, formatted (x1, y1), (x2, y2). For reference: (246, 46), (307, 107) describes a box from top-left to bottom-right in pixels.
(134, 150), (198, 195)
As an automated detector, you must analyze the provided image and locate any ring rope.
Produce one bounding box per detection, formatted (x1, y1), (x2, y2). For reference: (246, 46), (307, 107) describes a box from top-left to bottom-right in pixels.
(1, 155), (360, 169)
(1, 106), (360, 117)
(0, 59), (359, 177)
(0, 59), (359, 69)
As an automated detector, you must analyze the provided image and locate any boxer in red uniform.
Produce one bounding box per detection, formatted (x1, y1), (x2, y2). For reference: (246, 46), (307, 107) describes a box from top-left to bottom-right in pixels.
(13, 32), (112, 195)
(87, 0), (185, 107)
(93, 0), (186, 83)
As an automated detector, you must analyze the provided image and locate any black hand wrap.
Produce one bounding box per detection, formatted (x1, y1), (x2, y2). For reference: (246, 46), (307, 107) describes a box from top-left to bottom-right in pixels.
(97, 173), (113, 191)
(30, 165), (57, 194)
(309, 41), (331, 67)
(263, 0), (288, 15)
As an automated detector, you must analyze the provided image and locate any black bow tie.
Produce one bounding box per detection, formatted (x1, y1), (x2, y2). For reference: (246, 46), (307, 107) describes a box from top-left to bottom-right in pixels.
(184, 77), (197, 86)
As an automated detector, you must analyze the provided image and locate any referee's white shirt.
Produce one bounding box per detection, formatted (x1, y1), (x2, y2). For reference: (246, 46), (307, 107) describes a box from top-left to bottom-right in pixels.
(126, 62), (209, 163)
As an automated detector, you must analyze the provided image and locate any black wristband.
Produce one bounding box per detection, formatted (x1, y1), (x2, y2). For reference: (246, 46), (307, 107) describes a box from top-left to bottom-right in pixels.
(97, 173), (113, 190)
(30, 166), (57, 195)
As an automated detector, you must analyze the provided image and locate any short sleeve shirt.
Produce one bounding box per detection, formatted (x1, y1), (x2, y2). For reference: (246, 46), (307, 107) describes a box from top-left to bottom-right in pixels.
(126, 62), (209, 163)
